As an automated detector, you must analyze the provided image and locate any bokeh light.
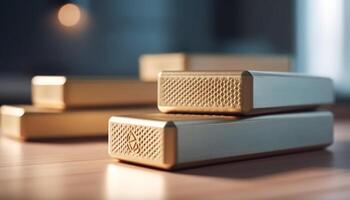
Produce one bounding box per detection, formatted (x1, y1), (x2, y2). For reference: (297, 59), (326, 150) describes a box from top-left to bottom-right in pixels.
(57, 3), (81, 27)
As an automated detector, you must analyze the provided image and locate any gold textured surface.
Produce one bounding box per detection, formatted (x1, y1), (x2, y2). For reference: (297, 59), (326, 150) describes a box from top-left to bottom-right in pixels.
(158, 71), (245, 113)
(108, 116), (177, 169)
(109, 123), (164, 163)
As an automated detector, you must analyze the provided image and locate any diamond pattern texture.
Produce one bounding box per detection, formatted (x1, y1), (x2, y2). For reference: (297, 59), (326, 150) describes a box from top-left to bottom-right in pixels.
(159, 75), (242, 110)
(110, 122), (164, 162)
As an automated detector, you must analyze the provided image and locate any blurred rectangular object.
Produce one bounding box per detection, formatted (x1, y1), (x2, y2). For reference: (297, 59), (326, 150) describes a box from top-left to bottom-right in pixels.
(0, 105), (157, 140)
(139, 53), (291, 81)
(32, 76), (157, 109)
(158, 71), (334, 115)
(108, 111), (333, 170)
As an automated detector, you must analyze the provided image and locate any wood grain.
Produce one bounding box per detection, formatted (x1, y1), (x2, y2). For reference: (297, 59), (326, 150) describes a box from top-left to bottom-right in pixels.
(0, 113), (349, 200)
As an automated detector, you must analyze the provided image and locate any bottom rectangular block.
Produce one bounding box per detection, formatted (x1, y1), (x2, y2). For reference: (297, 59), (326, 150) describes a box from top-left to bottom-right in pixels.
(0, 105), (157, 140)
(108, 111), (333, 170)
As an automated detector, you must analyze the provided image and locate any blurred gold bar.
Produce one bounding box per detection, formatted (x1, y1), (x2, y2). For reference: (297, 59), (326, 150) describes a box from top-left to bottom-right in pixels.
(32, 76), (157, 109)
(158, 71), (334, 115)
(0, 105), (157, 140)
(139, 53), (291, 81)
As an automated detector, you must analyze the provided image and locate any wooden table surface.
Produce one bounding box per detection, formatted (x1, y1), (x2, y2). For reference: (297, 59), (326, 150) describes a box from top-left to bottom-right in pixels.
(0, 112), (349, 200)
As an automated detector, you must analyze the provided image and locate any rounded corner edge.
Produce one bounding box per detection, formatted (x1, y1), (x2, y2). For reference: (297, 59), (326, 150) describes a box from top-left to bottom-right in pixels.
(242, 70), (253, 78)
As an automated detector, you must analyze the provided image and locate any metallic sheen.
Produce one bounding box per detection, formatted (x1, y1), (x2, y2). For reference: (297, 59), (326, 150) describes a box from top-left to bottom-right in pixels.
(108, 111), (333, 170)
(32, 76), (157, 109)
(0, 105), (157, 140)
(158, 71), (334, 115)
(139, 53), (291, 81)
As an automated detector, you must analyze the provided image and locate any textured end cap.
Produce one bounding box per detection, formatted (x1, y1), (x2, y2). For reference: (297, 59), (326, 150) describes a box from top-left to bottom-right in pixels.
(158, 71), (245, 114)
(108, 116), (176, 169)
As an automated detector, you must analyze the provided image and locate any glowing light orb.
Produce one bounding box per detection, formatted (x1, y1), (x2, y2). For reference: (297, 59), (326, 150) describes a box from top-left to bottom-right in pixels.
(58, 3), (81, 27)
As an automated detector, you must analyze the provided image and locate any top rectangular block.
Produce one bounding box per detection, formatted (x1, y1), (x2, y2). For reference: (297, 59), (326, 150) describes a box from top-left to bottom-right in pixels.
(158, 71), (334, 115)
(32, 76), (157, 109)
(139, 53), (291, 81)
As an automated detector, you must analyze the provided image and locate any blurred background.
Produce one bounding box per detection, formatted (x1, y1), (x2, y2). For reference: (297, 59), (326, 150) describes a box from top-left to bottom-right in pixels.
(0, 0), (348, 104)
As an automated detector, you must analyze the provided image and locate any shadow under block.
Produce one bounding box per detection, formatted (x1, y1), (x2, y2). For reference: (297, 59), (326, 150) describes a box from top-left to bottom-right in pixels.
(0, 105), (157, 140)
(158, 71), (334, 115)
(32, 76), (157, 109)
(108, 111), (333, 170)
(139, 53), (291, 81)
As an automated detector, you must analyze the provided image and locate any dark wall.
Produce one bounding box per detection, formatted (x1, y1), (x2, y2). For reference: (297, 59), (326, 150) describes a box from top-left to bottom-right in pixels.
(215, 0), (294, 53)
(0, 0), (294, 77)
